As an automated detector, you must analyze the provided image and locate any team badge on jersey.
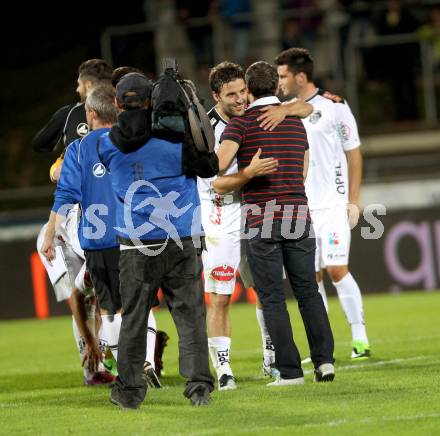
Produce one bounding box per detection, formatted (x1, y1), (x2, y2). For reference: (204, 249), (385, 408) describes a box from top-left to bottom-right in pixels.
(309, 110), (322, 124)
(77, 123), (89, 136)
(211, 265), (235, 282)
(92, 162), (106, 178)
(328, 232), (340, 246)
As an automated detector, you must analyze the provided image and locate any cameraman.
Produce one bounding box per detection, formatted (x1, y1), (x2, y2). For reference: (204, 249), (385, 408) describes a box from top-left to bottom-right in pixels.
(98, 73), (216, 409)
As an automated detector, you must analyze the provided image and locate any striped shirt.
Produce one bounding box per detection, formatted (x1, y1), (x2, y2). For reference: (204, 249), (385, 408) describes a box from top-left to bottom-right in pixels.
(221, 96), (310, 228)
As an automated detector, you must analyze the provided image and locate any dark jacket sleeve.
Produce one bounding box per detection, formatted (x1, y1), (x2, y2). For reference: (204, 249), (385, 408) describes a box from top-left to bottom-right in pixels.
(182, 138), (219, 178)
(31, 105), (73, 152)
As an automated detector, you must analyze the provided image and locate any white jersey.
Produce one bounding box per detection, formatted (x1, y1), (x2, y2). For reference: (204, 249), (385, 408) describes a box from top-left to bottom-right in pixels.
(197, 107), (241, 234)
(303, 90), (361, 210)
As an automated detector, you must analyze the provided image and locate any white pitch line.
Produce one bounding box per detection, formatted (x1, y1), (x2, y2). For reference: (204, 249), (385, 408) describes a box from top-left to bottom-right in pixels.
(289, 412), (440, 429)
(303, 354), (436, 375)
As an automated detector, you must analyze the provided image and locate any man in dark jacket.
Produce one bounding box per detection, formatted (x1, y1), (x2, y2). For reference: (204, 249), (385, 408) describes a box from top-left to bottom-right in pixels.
(217, 61), (335, 386)
(32, 59), (112, 152)
(98, 73), (217, 409)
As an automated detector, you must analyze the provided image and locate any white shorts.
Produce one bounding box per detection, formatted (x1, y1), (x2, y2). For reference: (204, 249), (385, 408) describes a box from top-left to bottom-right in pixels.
(310, 205), (351, 272)
(203, 231), (255, 295)
(57, 205), (84, 260)
(36, 219), (91, 302)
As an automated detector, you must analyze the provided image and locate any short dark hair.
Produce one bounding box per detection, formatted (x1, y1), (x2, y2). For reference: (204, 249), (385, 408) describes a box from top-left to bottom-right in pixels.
(85, 84), (117, 124)
(245, 61), (278, 99)
(112, 66), (144, 87)
(78, 59), (113, 84)
(274, 48), (314, 81)
(209, 61), (245, 94)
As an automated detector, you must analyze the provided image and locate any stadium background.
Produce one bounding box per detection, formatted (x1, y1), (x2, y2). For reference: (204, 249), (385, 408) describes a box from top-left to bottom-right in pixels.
(1, 0), (440, 319)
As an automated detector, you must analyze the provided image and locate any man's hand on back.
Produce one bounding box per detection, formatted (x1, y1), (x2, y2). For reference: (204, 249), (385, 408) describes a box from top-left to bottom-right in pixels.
(257, 100), (314, 131)
(243, 148), (278, 178)
(257, 105), (289, 131)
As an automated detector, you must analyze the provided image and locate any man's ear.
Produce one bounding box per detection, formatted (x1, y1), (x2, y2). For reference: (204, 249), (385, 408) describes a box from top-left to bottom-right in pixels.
(212, 91), (220, 103)
(297, 72), (307, 85)
(87, 108), (98, 126)
(85, 80), (93, 93)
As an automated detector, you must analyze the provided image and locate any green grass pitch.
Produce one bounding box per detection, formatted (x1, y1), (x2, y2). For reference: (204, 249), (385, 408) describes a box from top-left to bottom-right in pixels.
(1, 291), (439, 435)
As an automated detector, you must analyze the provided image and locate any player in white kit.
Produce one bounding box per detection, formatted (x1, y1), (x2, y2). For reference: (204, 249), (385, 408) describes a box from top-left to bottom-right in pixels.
(259, 48), (370, 359)
(199, 62), (314, 390)
(38, 205), (114, 384)
(198, 62), (252, 390)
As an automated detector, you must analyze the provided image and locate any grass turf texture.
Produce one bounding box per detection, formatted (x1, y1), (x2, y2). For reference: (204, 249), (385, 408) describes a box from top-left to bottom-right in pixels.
(1, 291), (439, 435)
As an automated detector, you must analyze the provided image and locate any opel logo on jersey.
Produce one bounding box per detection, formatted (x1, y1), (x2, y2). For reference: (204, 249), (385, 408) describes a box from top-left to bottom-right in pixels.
(309, 110), (322, 124)
(92, 163), (106, 178)
(77, 123), (89, 136)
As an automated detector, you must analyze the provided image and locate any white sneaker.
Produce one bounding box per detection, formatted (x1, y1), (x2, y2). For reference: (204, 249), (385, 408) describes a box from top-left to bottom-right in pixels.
(314, 363), (335, 382)
(267, 376), (305, 387)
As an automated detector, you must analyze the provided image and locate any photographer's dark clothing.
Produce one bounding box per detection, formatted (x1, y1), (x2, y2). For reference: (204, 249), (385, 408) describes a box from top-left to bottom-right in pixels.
(32, 103), (88, 152)
(109, 109), (152, 153)
(99, 109), (217, 245)
(107, 108), (218, 178)
(99, 108), (215, 408)
(112, 240), (213, 405)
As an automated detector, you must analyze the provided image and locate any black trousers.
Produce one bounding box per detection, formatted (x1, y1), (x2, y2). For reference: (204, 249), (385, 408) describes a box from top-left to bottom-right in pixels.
(85, 248), (121, 314)
(245, 221), (334, 379)
(112, 239), (214, 408)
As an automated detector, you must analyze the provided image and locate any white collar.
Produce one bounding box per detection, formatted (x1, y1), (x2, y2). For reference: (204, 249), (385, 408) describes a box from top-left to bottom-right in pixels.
(248, 96), (280, 109)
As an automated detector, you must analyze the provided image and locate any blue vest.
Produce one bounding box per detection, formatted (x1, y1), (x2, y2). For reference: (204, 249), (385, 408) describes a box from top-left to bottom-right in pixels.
(53, 128), (118, 250)
(98, 132), (202, 243)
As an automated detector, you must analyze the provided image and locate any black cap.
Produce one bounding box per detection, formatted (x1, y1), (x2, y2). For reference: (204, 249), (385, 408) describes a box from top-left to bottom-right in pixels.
(116, 72), (152, 106)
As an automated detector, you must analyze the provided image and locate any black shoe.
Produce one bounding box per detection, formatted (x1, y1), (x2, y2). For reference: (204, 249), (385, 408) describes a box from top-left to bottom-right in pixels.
(189, 385), (211, 406)
(143, 362), (162, 388)
(110, 390), (139, 410)
(155, 330), (170, 378)
(218, 374), (237, 391)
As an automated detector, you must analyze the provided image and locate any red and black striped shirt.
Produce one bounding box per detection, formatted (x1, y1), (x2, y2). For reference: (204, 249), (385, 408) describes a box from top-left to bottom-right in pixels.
(221, 99), (310, 228)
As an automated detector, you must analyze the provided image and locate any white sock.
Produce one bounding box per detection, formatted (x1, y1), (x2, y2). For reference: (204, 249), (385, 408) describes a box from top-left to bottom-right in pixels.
(100, 314), (122, 361)
(333, 273), (369, 344)
(72, 316), (92, 380)
(318, 280), (329, 313)
(255, 308), (274, 357)
(208, 338), (218, 368)
(146, 310), (157, 369)
(208, 336), (233, 377)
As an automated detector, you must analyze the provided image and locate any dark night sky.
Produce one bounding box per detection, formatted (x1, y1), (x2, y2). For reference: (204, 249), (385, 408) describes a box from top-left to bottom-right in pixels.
(3, 2), (146, 68)
(0, 1), (149, 188)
